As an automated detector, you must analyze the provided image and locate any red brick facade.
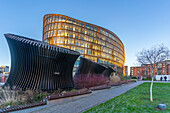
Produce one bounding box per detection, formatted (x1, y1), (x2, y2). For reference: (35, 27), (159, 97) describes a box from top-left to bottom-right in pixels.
(130, 60), (170, 77)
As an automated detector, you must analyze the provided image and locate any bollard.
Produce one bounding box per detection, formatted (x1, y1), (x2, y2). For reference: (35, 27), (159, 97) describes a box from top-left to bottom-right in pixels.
(158, 104), (166, 110)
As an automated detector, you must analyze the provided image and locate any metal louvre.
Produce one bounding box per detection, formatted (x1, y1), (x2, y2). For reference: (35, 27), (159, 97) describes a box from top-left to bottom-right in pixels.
(3, 34), (80, 91)
(74, 57), (114, 78)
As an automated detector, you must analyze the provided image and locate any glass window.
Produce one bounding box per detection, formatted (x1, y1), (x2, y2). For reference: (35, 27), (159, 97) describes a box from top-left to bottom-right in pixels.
(73, 33), (78, 38)
(75, 40), (78, 46)
(58, 30), (65, 36)
(78, 22), (81, 26)
(68, 38), (74, 45)
(53, 30), (56, 36)
(82, 28), (85, 34)
(72, 20), (76, 24)
(81, 23), (84, 27)
(57, 37), (64, 43)
(52, 16), (55, 22)
(94, 27), (98, 32)
(79, 34), (84, 40)
(105, 32), (108, 36)
(69, 25), (73, 30)
(55, 16), (59, 22)
(53, 37), (57, 44)
(68, 32), (73, 37)
(50, 30), (53, 37)
(67, 18), (72, 23)
(85, 24), (90, 29)
(88, 49), (91, 54)
(61, 17), (66, 22)
(94, 38), (98, 44)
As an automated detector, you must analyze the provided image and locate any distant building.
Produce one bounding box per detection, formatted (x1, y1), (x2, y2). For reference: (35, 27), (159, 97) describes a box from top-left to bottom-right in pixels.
(124, 66), (128, 76)
(130, 60), (170, 77)
(0, 72), (9, 82)
(0, 66), (9, 83)
(0, 66), (9, 72)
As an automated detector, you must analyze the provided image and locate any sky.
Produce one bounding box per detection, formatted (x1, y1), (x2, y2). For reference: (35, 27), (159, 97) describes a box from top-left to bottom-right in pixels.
(0, 0), (170, 74)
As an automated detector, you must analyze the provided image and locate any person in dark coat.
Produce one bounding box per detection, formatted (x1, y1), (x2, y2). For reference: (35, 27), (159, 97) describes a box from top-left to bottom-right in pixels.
(164, 76), (167, 81)
(160, 76), (163, 81)
(138, 76), (140, 81)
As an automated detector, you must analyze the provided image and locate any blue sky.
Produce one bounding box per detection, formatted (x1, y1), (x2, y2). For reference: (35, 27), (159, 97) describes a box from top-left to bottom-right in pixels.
(0, 0), (170, 73)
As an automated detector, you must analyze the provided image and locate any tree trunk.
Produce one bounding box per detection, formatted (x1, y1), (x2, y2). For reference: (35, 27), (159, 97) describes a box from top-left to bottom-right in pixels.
(150, 77), (153, 102)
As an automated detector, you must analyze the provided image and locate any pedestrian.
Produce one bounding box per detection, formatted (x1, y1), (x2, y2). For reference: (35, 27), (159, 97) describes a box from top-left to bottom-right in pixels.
(160, 76), (163, 81)
(138, 76), (140, 81)
(164, 76), (167, 81)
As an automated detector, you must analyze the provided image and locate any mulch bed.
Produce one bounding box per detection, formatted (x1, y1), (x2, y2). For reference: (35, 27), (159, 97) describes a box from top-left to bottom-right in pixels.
(45, 88), (92, 100)
(0, 101), (46, 113)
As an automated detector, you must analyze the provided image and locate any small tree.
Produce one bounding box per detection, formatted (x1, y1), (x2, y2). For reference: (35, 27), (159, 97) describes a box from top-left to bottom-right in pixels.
(137, 44), (169, 102)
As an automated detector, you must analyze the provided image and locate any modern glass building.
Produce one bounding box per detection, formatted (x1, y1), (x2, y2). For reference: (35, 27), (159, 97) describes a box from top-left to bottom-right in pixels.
(43, 14), (125, 75)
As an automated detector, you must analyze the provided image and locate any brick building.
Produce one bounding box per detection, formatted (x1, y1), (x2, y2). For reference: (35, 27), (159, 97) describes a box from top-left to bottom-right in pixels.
(130, 60), (170, 77)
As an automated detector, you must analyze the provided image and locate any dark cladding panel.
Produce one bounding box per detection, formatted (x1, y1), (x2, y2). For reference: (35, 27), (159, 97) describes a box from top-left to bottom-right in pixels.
(74, 57), (114, 78)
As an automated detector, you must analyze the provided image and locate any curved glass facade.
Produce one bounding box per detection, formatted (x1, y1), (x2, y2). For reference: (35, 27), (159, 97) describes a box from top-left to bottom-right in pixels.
(43, 14), (125, 74)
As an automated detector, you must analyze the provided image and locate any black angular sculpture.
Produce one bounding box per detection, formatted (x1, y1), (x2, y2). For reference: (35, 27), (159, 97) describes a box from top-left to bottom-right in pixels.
(74, 57), (114, 78)
(4, 34), (80, 91)
(103, 66), (115, 78)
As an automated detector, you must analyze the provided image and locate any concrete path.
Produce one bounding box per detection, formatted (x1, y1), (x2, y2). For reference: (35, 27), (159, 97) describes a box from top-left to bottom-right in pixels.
(13, 81), (169, 113)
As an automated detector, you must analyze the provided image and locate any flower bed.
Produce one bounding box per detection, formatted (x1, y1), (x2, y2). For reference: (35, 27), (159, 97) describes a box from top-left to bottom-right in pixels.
(45, 88), (92, 100)
(74, 74), (109, 89)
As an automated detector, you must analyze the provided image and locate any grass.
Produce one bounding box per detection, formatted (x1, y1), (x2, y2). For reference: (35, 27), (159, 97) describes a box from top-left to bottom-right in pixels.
(70, 89), (77, 92)
(85, 82), (170, 113)
(142, 78), (157, 81)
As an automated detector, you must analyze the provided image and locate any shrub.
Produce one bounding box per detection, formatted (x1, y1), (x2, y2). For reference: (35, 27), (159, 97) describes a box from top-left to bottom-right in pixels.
(74, 74), (109, 89)
(0, 87), (49, 108)
(0, 86), (19, 108)
(70, 89), (77, 92)
(131, 77), (137, 79)
(33, 93), (48, 102)
(110, 75), (121, 83)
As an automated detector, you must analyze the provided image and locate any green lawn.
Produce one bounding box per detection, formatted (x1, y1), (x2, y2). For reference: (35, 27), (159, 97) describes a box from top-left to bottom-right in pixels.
(85, 82), (170, 113)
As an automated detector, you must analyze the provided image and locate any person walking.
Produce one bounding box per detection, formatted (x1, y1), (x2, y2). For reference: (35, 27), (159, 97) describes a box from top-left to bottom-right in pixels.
(164, 76), (167, 81)
(160, 76), (163, 81)
(138, 76), (140, 81)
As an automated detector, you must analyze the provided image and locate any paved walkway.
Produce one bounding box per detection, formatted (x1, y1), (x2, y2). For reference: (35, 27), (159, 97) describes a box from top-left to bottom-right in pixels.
(13, 81), (169, 113)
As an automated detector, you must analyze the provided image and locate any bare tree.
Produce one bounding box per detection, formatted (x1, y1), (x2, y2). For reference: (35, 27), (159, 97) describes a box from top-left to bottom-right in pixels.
(137, 44), (169, 102)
